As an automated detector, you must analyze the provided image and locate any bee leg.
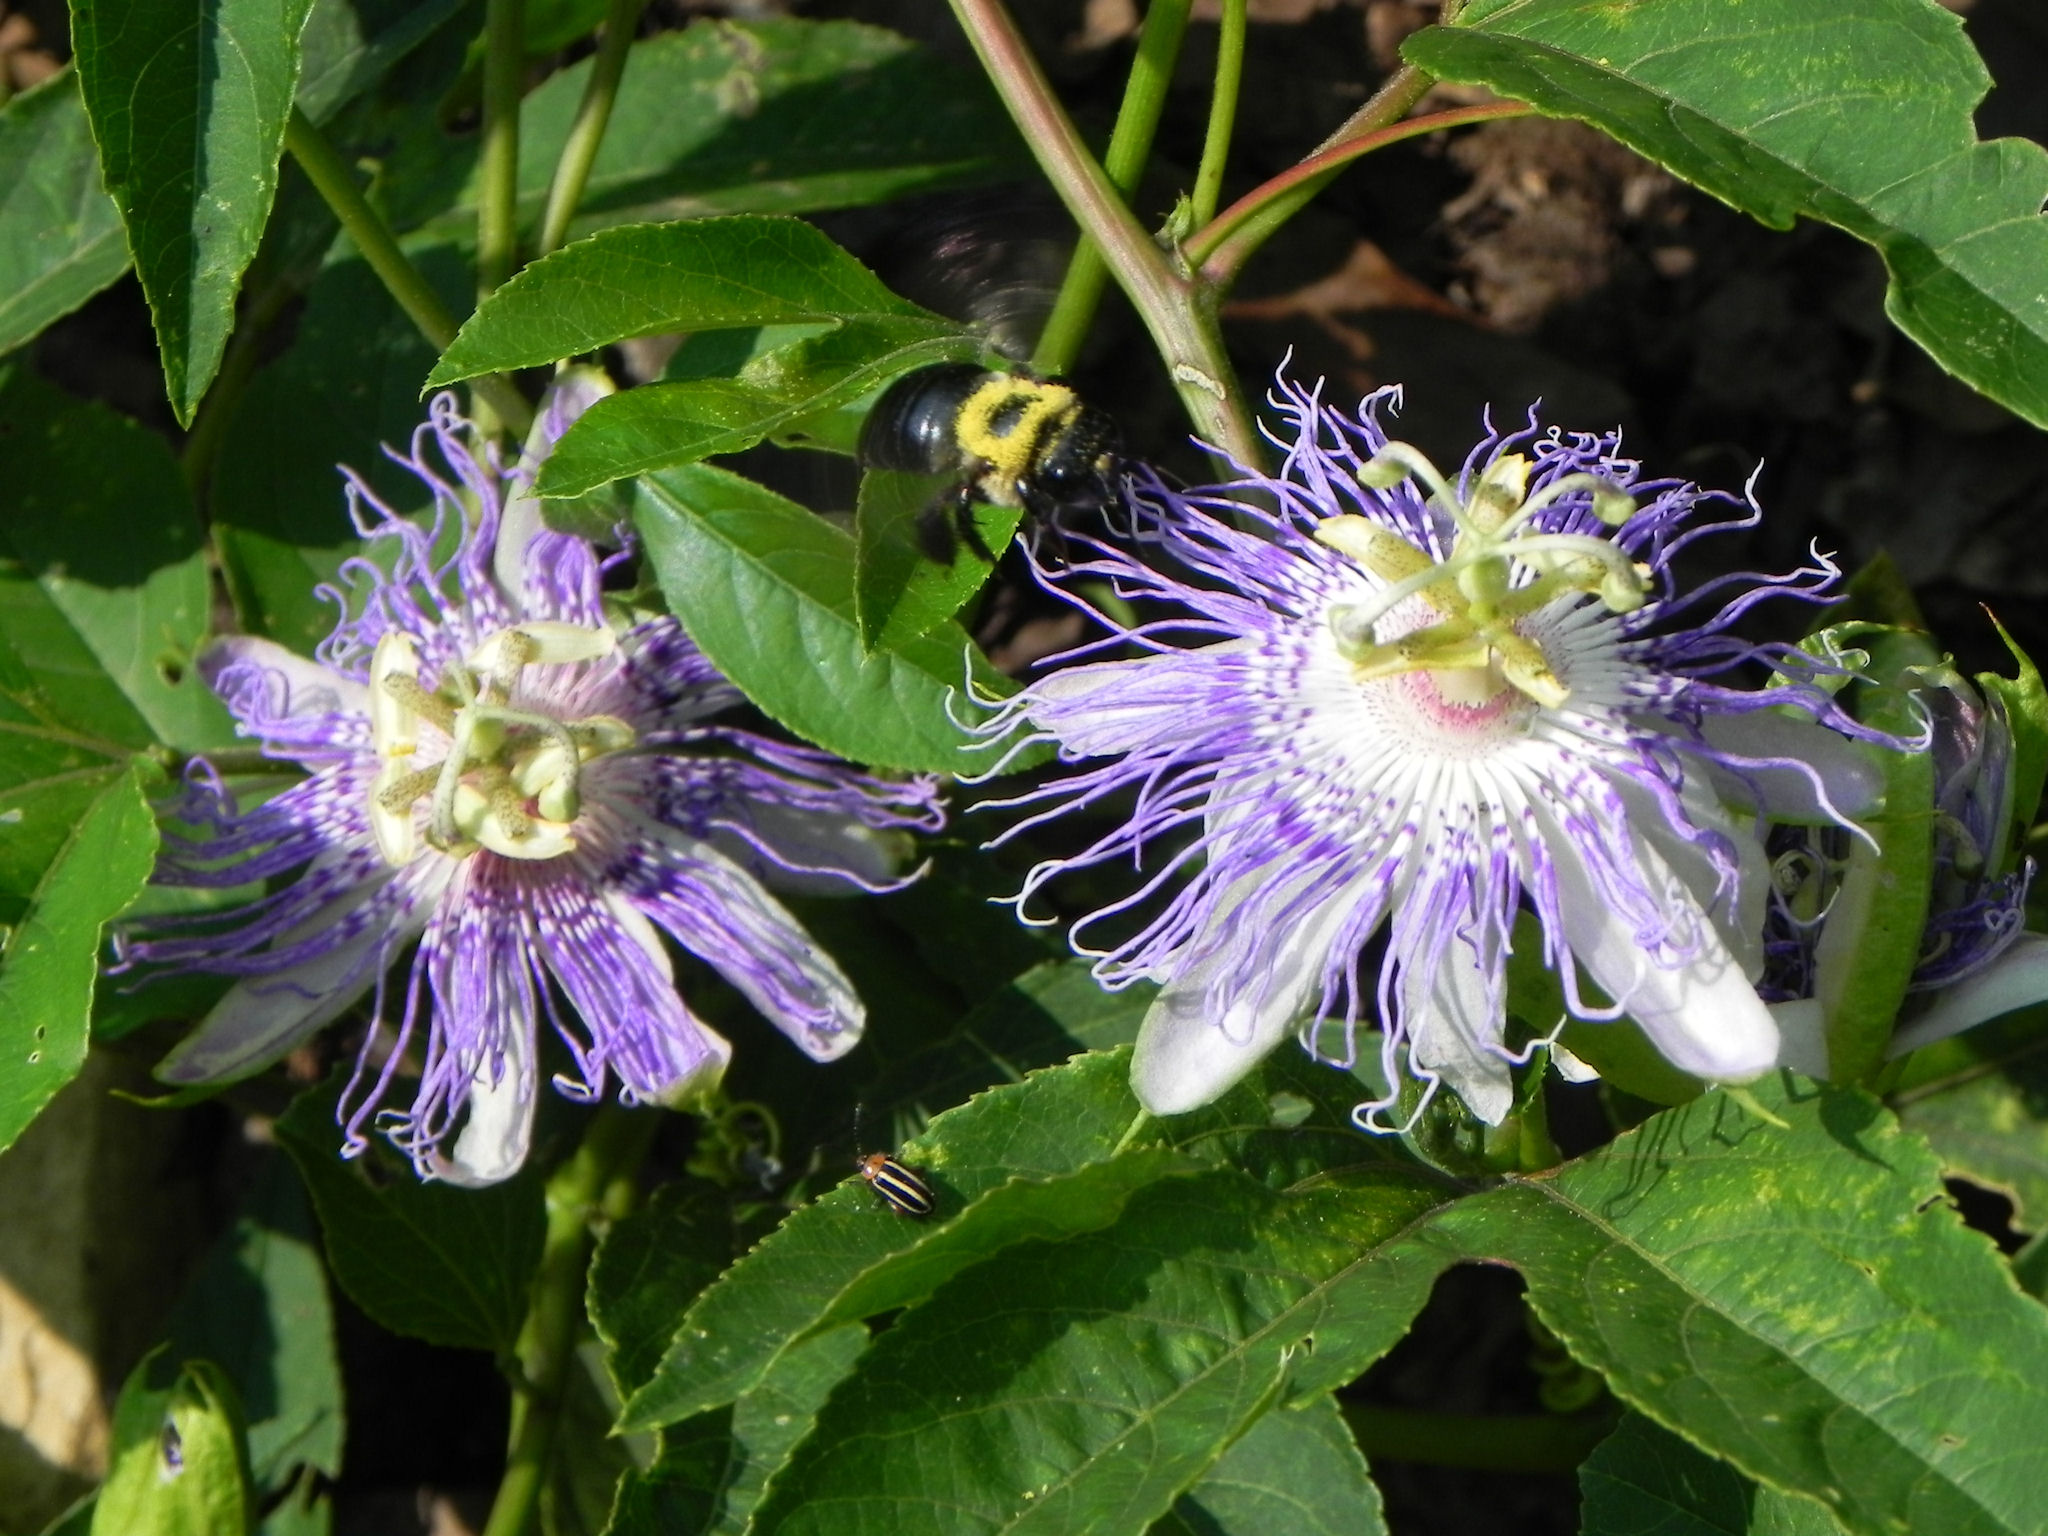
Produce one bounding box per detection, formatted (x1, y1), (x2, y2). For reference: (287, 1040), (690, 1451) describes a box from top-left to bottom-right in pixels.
(914, 486), (972, 565)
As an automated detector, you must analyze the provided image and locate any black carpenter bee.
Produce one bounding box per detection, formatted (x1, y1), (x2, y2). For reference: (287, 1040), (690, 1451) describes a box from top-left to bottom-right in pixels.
(857, 363), (1119, 565)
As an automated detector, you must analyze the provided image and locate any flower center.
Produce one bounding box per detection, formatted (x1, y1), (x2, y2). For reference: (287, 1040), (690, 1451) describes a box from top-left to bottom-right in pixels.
(366, 622), (637, 866)
(1314, 443), (1648, 709)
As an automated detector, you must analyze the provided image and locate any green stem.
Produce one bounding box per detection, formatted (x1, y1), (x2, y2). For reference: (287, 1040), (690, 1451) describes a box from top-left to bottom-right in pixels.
(1341, 1402), (1618, 1473)
(480, 1104), (655, 1536)
(536, 0), (645, 257)
(477, 0), (526, 301)
(282, 111), (533, 435)
(1190, 100), (1531, 285)
(1186, 63), (1430, 287)
(1187, 0), (1246, 229)
(947, 0), (1259, 466)
(1031, 0), (1191, 377)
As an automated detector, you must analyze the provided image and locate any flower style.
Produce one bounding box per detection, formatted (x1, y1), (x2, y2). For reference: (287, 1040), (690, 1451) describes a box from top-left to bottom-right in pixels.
(984, 374), (1886, 1124)
(122, 383), (940, 1183)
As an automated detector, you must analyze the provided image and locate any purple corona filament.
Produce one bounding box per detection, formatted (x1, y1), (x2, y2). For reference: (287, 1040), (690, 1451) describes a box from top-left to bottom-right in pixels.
(120, 385), (940, 1183)
(979, 371), (1889, 1126)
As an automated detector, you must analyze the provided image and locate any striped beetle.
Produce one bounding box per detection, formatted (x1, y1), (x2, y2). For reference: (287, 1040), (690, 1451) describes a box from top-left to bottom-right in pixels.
(858, 1151), (936, 1218)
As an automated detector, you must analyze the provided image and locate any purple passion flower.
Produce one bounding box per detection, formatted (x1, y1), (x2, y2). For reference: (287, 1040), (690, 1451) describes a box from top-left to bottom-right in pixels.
(122, 385), (940, 1183)
(984, 375), (1882, 1124)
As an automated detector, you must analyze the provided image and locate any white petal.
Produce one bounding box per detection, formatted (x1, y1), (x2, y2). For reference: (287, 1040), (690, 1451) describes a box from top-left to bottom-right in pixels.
(1537, 805), (1780, 1083)
(1890, 933), (2048, 1057)
(1549, 1041), (1600, 1084)
(1029, 641), (1254, 758)
(494, 367), (615, 600)
(1695, 711), (1885, 825)
(625, 846), (865, 1063)
(1607, 767), (1769, 979)
(201, 636), (370, 722)
(431, 1018), (537, 1187)
(1406, 939), (1514, 1124)
(1770, 997), (1830, 1078)
(157, 885), (428, 1084)
(1131, 880), (1357, 1115)
(710, 800), (911, 895)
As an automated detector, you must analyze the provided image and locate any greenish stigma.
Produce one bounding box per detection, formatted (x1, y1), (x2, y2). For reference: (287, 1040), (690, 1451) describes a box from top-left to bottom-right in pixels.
(1314, 442), (1645, 709)
(367, 622), (637, 866)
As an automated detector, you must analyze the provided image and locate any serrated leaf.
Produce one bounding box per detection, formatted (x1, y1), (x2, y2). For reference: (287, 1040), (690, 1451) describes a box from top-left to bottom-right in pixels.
(0, 759), (158, 1155)
(387, 20), (1025, 244)
(746, 1166), (1443, 1536)
(0, 365), (234, 752)
(164, 1160), (344, 1495)
(590, 1180), (736, 1401)
(1415, 1072), (2048, 1536)
(0, 71), (130, 356)
(1580, 1413), (1844, 1536)
(853, 469), (1019, 651)
(428, 215), (934, 388)
(624, 1048), (1435, 1433)
(628, 462), (1024, 774)
(605, 1326), (867, 1536)
(620, 1051), (1180, 1429)
(93, 1352), (254, 1536)
(1150, 1394), (1388, 1536)
(274, 1076), (546, 1352)
(536, 325), (978, 498)
(71, 0), (317, 422)
(1405, 0), (2048, 427)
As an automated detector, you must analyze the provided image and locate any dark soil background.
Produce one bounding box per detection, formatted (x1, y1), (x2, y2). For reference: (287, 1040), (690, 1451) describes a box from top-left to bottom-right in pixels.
(6, 1), (2043, 1533)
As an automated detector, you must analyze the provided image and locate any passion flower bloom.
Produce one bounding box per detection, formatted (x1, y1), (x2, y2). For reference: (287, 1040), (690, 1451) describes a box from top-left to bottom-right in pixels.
(122, 385), (940, 1183)
(984, 375), (1887, 1124)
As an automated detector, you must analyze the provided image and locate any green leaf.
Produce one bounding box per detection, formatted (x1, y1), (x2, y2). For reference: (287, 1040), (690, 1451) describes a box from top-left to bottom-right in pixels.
(746, 1166), (1442, 1536)
(1416, 1072), (2048, 1536)
(426, 215), (934, 387)
(0, 72), (130, 357)
(620, 1051), (1180, 1429)
(624, 1048), (1439, 1434)
(0, 366), (234, 752)
(93, 1351), (254, 1536)
(605, 1326), (868, 1536)
(1891, 1006), (2048, 1231)
(1150, 1394), (1388, 1536)
(536, 325), (979, 498)
(0, 760), (158, 1156)
(590, 1179), (736, 1401)
(386, 20), (1025, 244)
(1580, 1413), (1844, 1536)
(71, 0), (318, 423)
(853, 469), (1018, 651)
(164, 1159), (344, 1496)
(1405, 0), (2048, 428)
(629, 462), (1021, 774)
(296, 0), (466, 124)
(274, 1076), (546, 1352)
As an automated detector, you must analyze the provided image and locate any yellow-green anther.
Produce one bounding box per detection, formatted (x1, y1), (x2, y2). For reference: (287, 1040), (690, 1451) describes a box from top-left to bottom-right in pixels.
(371, 633), (423, 756)
(1316, 515), (1433, 583)
(1322, 443), (1654, 708)
(1469, 454), (1529, 532)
